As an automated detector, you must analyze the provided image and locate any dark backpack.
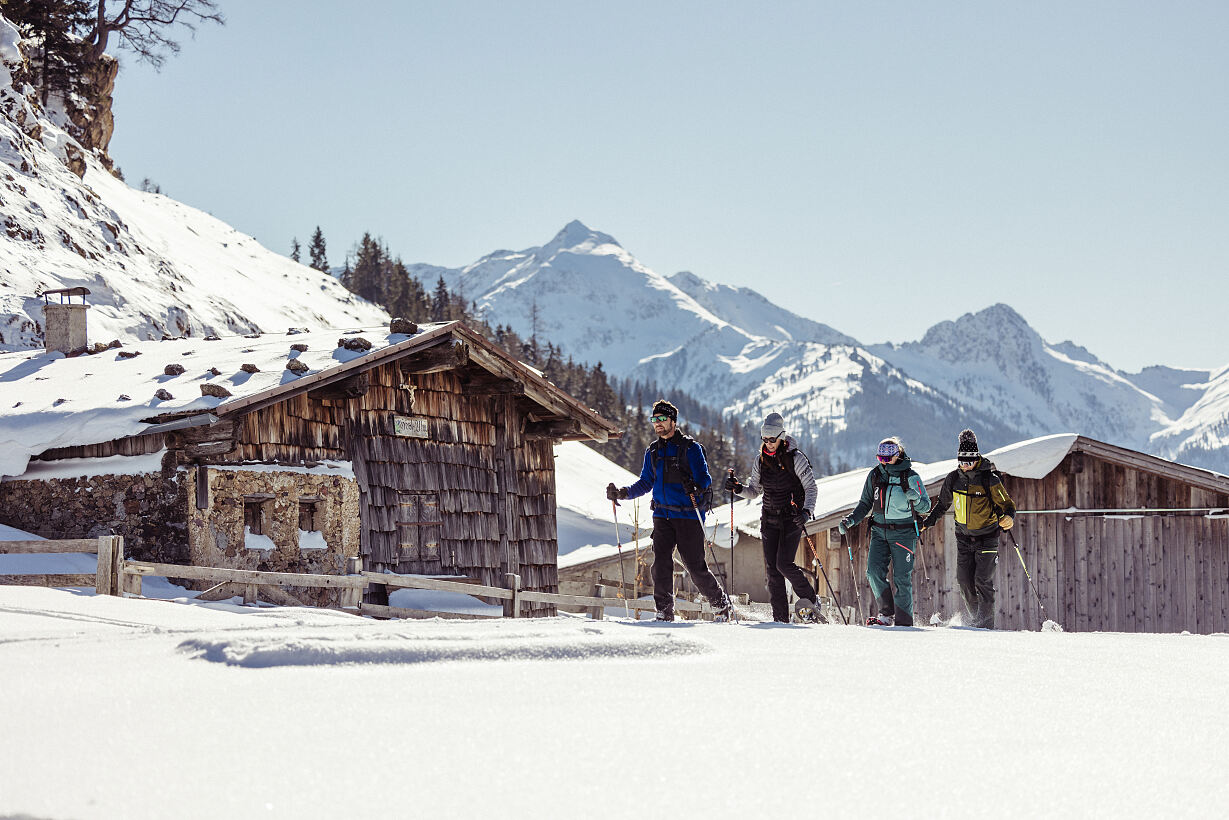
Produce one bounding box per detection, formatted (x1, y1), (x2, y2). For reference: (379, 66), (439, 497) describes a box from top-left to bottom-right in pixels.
(649, 434), (714, 513)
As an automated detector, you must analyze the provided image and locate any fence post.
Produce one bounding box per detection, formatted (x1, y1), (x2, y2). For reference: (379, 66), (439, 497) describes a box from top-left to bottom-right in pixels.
(589, 575), (605, 621)
(112, 536), (124, 596)
(94, 535), (113, 596)
(504, 573), (521, 618)
(341, 557), (363, 608)
(244, 584), (258, 605)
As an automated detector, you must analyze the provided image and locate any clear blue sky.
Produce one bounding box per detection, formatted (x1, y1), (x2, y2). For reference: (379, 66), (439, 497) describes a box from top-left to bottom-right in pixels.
(107, 1), (1229, 372)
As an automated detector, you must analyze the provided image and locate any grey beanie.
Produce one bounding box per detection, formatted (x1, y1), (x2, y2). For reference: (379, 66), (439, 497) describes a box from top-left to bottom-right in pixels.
(760, 412), (786, 440)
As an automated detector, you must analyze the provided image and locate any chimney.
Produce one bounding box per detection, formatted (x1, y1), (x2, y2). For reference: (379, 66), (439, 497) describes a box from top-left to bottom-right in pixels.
(41, 287), (91, 355)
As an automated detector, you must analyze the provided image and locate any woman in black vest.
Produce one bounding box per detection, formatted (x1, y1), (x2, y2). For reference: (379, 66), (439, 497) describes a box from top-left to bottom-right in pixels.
(725, 412), (819, 622)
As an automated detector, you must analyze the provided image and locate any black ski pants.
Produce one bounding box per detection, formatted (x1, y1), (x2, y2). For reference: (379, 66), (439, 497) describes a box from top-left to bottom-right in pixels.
(762, 519), (817, 622)
(651, 515), (727, 615)
(956, 531), (1000, 628)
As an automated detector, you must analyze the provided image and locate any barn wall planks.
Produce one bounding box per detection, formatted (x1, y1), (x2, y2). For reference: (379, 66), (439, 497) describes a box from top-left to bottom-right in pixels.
(891, 449), (1229, 634)
(207, 353), (574, 615)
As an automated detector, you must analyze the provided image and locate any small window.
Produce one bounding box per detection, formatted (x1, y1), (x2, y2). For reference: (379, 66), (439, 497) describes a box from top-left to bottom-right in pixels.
(243, 500), (266, 535)
(397, 491), (441, 562)
(243, 494), (274, 538)
(298, 501), (319, 532)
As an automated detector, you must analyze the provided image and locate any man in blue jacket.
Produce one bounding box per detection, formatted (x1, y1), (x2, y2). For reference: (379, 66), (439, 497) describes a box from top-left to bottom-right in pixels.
(838, 437), (931, 626)
(607, 399), (732, 621)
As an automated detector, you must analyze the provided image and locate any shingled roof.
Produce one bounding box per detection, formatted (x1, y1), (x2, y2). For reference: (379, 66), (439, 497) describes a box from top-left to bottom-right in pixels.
(0, 321), (619, 477)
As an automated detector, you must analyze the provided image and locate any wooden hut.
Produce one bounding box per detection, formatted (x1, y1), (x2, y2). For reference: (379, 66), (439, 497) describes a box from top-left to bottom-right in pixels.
(0, 321), (620, 613)
(804, 434), (1229, 633)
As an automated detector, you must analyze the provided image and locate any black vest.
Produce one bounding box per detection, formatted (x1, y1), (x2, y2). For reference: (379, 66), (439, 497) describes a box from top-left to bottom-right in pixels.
(759, 446), (804, 518)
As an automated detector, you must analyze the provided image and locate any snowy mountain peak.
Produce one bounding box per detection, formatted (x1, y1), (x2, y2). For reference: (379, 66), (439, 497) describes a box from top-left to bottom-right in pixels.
(543, 220), (621, 254)
(915, 302), (1041, 364)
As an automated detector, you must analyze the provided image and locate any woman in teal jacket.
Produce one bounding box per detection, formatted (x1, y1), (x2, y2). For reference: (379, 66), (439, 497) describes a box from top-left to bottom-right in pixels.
(838, 437), (931, 626)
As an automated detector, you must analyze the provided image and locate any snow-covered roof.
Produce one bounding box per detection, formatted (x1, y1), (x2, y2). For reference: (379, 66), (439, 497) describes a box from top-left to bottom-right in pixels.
(803, 433), (1077, 527)
(0, 321), (619, 478)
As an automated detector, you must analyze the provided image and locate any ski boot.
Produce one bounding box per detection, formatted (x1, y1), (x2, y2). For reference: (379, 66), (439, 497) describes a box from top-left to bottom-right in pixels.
(794, 598), (820, 624)
(654, 610), (675, 622)
(866, 612), (894, 627)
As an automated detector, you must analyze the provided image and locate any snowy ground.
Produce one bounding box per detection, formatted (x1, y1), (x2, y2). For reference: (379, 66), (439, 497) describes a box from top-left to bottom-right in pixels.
(2, 586), (1227, 819)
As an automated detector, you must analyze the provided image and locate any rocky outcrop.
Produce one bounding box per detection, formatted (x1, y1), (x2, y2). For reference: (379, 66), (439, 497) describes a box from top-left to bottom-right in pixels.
(61, 54), (118, 166)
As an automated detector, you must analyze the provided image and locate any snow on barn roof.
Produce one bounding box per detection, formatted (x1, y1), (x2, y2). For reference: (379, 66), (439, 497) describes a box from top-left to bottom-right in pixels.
(805, 433), (1080, 528)
(0, 321), (618, 479)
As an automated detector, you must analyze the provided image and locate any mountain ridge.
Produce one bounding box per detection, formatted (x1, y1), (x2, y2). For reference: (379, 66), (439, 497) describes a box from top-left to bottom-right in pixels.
(406, 220), (1228, 472)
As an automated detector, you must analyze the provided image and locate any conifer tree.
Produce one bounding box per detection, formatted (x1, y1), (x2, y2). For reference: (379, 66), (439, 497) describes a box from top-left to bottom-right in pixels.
(431, 276), (451, 322)
(6, 1), (92, 104)
(349, 233), (384, 305)
(308, 227), (328, 272)
(289, 237), (301, 263)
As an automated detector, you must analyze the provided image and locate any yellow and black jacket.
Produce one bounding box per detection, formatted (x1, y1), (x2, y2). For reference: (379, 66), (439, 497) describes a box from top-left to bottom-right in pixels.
(921, 458), (1015, 537)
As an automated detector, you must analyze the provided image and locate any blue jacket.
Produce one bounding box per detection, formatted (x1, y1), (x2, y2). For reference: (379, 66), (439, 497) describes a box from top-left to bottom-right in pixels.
(625, 432), (713, 521)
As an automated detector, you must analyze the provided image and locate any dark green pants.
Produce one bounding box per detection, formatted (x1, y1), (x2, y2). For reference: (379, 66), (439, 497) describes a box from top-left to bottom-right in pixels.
(866, 528), (918, 626)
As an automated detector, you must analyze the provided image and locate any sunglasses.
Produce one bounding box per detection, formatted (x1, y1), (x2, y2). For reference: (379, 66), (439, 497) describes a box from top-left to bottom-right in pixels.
(958, 458), (978, 466)
(761, 436), (779, 444)
(876, 453), (898, 464)
(649, 414), (672, 424)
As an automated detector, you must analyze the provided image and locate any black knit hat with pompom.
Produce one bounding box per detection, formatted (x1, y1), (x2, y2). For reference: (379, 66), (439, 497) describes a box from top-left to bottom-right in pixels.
(958, 429), (980, 460)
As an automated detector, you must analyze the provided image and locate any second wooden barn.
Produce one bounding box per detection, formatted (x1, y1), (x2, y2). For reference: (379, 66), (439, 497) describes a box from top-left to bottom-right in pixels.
(804, 434), (1229, 633)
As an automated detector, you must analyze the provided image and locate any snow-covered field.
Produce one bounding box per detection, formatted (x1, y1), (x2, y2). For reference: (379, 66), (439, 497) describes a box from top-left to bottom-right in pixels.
(2, 585), (1227, 819)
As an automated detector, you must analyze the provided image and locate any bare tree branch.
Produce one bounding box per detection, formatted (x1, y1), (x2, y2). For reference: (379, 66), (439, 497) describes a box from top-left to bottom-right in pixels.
(87, 0), (224, 68)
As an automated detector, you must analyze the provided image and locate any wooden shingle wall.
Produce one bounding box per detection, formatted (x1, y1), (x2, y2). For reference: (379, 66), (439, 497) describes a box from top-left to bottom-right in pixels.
(811, 451), (1229, 633)
(225, 358), (560, 614)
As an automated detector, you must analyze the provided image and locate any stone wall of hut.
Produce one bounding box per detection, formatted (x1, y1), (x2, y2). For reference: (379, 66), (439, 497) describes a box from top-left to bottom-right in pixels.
(186, 465), (360, 605)
(0, 468), (188, 563)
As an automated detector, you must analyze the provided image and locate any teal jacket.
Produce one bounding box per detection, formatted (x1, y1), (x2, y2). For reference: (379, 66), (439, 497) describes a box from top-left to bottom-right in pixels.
(846, 456), (931, 530)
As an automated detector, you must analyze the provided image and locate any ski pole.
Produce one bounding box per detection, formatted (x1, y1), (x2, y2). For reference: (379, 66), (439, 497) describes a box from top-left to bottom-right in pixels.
(728, 467), (736, 598)
(610, 499), (629, 616)
(910, 500), (929, 581)
(688, 491), (725, 591)
(843, 531), (866, 622)
(1007, 528), (1048, 627)
(804, 532), (848, 624)
(687, 489), (731, 620)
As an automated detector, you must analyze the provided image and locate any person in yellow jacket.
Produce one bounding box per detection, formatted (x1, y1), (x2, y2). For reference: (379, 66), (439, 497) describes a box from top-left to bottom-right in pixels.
(921, 429), (1016, 628)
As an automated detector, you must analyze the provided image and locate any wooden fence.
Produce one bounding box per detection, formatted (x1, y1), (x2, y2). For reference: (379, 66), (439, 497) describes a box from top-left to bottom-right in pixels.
(0, 536), (124, 595)
(2, 536), (728, 620)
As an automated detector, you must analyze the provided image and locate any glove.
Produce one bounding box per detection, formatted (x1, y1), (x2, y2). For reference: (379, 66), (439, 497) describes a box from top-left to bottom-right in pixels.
(723, 474), (742, 493)
(904, 487), (922, 504)
(999, 514), (1014, 530)
(680, 476), (698, 496)
(837, 516), (853, 535)
(605, 483), (621, 501)
(795, 509), (812, 529)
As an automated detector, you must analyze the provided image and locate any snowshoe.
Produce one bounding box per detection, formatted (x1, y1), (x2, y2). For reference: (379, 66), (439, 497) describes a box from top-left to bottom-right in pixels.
(712, 597), (736, 623)
(794, 598), (820, 624)
(654, 610), (675, 622)
(866, 613), (894, 627)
